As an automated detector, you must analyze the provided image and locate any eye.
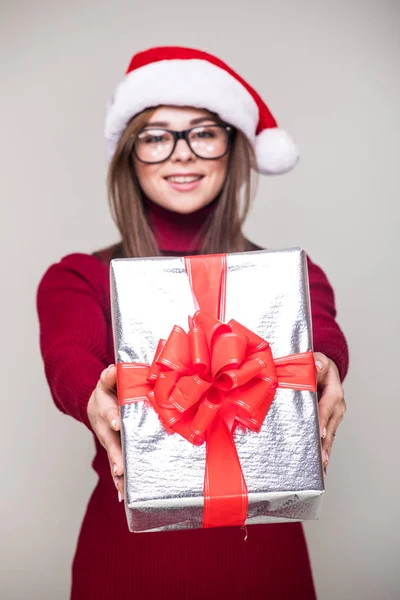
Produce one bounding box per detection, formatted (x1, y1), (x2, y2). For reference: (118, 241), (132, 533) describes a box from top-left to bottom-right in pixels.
(192, 129), (217, 139)
(146, 135), (167, 144)
(137, 130), (170, 144)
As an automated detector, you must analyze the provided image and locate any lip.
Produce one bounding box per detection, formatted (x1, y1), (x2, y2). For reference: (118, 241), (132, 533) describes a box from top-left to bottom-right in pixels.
(163, 173), (204, 192)
(163, 173), (204, 178)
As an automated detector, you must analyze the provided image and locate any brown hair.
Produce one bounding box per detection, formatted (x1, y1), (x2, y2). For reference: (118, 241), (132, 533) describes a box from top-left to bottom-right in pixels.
(107, 108), (258, 257)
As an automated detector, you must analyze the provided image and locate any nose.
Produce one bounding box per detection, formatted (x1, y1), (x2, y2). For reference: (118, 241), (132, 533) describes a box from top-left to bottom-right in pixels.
(170, 138), (195, 162)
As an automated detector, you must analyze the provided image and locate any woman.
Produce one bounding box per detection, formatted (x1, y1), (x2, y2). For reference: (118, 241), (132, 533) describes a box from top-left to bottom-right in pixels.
(37, 46), (348, 599)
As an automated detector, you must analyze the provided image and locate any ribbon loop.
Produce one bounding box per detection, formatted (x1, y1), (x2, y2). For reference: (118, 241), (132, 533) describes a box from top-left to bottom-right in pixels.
(188, 326), (210, 376)
(211, 332), (248, 378)
(170, 374), (212, 412)
(192, 310), (231, 349)
(190, 393), (221, 440)
(228, 319), (270, 352)
(158, 326), (192, 374)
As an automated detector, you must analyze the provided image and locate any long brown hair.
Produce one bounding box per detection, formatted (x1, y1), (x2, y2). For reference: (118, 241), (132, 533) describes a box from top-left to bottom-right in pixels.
(107, 108), (258, 257)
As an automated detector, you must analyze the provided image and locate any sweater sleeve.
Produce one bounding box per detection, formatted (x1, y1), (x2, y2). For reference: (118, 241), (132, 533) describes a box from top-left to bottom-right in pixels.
(307, 256), (349, 381)
(36, 253), (111, 430)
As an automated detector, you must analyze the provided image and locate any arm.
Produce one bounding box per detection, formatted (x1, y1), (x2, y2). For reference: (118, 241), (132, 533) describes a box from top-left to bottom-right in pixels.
(307, 256), (349, 382)
(37, 253), (124, 499)
(36, 253), (110, 429)
(307, 255), (349, 473)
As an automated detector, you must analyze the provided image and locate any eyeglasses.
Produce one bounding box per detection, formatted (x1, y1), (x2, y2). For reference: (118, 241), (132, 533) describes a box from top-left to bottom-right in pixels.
(133, 124), (233, 164)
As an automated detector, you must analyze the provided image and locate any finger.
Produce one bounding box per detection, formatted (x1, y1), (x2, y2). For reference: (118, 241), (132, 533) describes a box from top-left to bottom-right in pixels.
(113, 474), (125, 502)
(322, 403), (346, 464)
(319, 393), (343, 441)
(107, 430), (124, 478)
(318, 375), (344, 439)
(319, 378), (345, 430)
(95, 380), (121, 432)
(104, 401), (121, 433)
(100, 364), (117, 392)
(318, 393), (335, 440)
(314, 352), (330, 384)
(95, 417), (124, 476)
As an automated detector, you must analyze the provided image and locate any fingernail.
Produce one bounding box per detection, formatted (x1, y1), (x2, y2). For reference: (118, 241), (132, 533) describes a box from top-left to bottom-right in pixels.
(118, 490), (122, 503)
(322, 427), (327, 439)
(111, 418), (117, 430)
(114, 477), (119, 488)
(113, 463), (118, 476)
(315, 360), (323, 370)
(325, 450), (330, 464)
(107, 364), (114, 371)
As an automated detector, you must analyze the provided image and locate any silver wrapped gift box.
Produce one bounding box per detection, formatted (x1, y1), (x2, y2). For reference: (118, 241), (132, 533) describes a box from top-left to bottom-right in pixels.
(110, 248), (324, 533)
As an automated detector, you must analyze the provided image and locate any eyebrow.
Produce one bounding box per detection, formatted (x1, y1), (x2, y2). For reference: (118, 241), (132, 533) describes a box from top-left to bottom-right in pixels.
(143, 117), (218, 128)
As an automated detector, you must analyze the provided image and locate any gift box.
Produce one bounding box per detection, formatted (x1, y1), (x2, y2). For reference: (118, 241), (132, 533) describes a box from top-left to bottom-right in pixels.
(110, 248), (324, 533)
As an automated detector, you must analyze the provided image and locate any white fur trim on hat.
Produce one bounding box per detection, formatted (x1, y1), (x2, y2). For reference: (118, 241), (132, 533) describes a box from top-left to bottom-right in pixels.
(105, 59), (259, 160)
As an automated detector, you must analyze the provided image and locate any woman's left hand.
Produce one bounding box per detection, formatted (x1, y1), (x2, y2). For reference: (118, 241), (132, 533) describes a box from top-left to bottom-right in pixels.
(314, 352), (347, 475)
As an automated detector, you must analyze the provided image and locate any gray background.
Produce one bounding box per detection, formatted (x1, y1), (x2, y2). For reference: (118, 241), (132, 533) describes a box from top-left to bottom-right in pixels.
(1, 0), (399, 598)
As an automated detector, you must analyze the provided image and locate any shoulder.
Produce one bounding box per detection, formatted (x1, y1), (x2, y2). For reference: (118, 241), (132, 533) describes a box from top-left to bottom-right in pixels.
(41, 252), (106, 281)
(37, 243), (125, 301)
(39, 242), (123, 282)
(37, 250), (113, 303)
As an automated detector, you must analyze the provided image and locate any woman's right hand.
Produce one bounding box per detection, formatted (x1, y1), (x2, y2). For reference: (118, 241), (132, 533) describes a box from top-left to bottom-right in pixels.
(87, 365), (124, 501)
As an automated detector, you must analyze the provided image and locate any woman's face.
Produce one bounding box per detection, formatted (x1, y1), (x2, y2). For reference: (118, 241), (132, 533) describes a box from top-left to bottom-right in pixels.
(133, 106), (230, 214)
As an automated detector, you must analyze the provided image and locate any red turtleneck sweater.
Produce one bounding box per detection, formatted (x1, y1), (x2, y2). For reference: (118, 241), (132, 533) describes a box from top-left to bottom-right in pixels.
(145, 197), (218, 252)
(37, 201), (348, 599)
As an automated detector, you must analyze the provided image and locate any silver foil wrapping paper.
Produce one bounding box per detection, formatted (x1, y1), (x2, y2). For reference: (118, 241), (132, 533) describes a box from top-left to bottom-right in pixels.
(110, 248), (324, 533)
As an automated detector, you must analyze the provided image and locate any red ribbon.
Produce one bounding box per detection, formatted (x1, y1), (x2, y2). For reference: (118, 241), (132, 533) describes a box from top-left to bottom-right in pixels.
(117, 255), (317, 528)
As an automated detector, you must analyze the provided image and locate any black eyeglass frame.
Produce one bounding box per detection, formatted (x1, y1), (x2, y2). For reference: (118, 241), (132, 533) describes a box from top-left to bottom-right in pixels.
(132, 124), (234, 164)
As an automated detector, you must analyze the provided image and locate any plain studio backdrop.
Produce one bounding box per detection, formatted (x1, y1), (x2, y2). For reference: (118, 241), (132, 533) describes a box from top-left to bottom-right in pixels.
(1, 1), (399, 598)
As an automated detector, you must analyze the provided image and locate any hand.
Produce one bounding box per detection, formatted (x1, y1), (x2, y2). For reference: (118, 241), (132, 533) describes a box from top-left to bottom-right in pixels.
(314, 352), (347, 476)
(87, 365), (125, 501)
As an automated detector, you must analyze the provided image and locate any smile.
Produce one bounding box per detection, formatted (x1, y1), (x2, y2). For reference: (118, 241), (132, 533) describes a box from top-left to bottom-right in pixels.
(164, 175), (204, 183)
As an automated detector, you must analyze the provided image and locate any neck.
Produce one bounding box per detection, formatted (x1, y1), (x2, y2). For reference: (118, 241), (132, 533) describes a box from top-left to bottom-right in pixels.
(143, 197), (217, 253)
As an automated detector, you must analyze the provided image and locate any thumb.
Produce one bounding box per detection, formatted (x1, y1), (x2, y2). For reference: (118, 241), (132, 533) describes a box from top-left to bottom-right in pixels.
(314, 352), (330, 382)
(100, 364), (117, 391)
(100, 364), (120, 431)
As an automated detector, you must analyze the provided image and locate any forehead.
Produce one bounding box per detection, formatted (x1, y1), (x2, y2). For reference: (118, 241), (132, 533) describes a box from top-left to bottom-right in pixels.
(148, 106), (217, 127)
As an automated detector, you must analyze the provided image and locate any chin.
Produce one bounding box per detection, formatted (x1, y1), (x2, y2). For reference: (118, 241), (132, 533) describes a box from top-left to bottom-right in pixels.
(172, 204), (207, 215)
(161, 196), (212, 215)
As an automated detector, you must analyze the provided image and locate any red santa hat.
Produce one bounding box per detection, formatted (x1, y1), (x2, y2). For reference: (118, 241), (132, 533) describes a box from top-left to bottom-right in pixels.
(105, 46), (299, 175)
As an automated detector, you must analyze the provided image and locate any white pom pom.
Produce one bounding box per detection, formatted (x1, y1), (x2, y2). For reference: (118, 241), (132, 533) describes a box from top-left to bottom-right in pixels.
(255, 128), (299, 175)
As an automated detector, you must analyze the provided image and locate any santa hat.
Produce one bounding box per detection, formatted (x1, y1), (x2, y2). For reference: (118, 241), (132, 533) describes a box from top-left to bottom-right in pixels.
(105, 46), (299, 175)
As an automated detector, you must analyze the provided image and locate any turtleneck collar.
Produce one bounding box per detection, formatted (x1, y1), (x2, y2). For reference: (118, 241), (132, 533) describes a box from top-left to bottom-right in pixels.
(143, 197), (217, 253)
